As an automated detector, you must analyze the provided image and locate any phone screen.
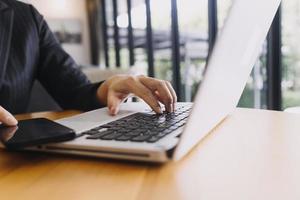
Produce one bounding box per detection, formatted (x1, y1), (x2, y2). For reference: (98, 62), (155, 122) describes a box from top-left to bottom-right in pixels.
(0, 118), (75, 149)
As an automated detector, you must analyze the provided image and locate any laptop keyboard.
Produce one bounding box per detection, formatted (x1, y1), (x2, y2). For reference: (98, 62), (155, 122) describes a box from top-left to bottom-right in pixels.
(82, 105), (192, 143)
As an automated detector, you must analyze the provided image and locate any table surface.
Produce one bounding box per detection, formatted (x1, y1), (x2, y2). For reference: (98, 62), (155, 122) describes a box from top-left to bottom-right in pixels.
(1, 108), (300, 200)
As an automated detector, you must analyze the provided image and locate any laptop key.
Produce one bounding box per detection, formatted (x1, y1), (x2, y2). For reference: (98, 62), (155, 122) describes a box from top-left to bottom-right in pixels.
(170, 124), (180, 130)
(130, 135), (151, 142)
(167, 126), (178, 131)
(115, 135), (134, 141)
(100, 124), (113, 128)
(177, 121), (185, 127)
(86, 131), (112, 139)
(100, 132), (123, 140)
(150, 128), (164, 134)
(147, 136), (161, 143)
(126, 130), (143, 136)
(155, 129), (173, 138)
(116, 129), (130, 134)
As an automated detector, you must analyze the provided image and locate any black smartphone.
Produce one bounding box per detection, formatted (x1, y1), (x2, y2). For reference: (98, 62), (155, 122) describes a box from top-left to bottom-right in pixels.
(0, 118), (76, 150)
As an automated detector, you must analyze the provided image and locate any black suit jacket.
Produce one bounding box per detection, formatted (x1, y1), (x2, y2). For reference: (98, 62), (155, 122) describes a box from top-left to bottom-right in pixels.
(0, 0), (103, 114)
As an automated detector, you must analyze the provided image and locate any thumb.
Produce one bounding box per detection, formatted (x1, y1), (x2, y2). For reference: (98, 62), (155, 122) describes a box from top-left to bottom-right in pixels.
(0, 106), (18, 126)
(107, 90), (122, 116)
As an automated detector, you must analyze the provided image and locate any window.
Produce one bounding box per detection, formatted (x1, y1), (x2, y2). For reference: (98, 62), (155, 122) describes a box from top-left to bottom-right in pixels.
(97, 0), (284, 109)
(282, 0), (300, 109)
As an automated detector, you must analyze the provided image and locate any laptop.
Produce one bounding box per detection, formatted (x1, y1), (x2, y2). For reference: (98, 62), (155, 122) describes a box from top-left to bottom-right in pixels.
(25, 0), (281, 162)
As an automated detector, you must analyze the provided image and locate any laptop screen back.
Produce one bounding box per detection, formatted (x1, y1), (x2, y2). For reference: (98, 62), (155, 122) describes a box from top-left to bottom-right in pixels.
(174, 0), (281, 160)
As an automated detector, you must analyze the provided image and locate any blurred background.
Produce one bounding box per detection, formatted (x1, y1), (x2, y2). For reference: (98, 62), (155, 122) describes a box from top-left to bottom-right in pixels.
(24, 0), (300, 111)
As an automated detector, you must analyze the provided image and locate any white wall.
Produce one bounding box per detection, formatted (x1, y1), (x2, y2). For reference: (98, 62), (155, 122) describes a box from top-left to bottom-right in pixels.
(26, 0), (91, 65)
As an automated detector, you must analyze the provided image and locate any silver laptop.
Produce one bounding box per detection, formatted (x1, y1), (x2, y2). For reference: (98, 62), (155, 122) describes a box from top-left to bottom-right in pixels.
(26, 0), (281, 162)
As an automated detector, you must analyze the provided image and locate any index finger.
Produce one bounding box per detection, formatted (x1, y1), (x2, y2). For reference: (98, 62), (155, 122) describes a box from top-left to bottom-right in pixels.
(127, 79), (163, 114)
(138, 76), (175, 112)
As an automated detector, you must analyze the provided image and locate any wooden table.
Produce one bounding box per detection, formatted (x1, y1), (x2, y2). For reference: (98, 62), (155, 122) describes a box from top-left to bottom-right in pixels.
(1, 108), (300, 200)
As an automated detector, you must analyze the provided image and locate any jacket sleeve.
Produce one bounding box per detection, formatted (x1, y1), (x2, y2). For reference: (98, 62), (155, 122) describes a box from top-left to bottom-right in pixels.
(30, 5), (105, 111)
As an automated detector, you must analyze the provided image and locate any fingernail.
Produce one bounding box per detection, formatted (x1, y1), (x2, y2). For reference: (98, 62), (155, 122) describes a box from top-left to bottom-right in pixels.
(169, 103), (173, 112)
(170, 104), (174, 112)
(157, 107), (162, 114)
(6, 116), (18, 126)
(110, 107), (117, 116)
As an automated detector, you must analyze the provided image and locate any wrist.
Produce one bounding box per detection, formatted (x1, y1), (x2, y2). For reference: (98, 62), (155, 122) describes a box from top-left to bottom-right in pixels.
(97, 80), (109, 106)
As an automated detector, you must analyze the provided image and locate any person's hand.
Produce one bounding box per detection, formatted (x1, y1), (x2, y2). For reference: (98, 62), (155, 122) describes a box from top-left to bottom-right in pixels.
(97, 75), (177, 116)
(0, 106), (18, 126)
